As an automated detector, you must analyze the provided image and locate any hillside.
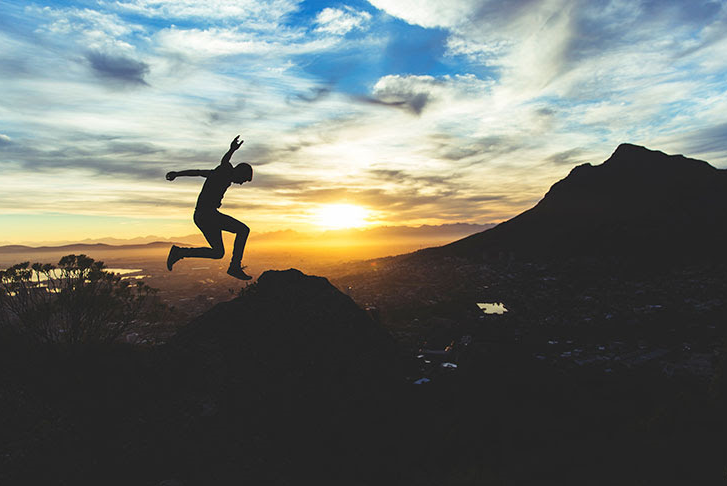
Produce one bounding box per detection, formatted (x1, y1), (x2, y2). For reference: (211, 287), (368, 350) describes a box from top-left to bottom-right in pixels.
(168, 268), (396, 397)
(434, 144), (727, 261)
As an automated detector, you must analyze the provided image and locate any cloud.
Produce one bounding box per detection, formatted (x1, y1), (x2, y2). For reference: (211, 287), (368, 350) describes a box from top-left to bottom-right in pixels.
(314, 7), (372, 35)
(426, 135), (534, 163)
(153, 26), (336, 60)
(246, 173), (315, 190)
(32, 5), (143, 52)
(105, 141), (164, 156)
(289, 87), (331, 103)
(0, 138), (169, 179)
(658, 122), (727, 162)
(369, 0), (727, 95)
(85, 51), (150, 86)
(545, 148), (586, 166)
(0, 134), (12, 146)
(367, 0), (480, 29)
(684, 123), (727, 155)
(365, 0), (727, 167)
(110, 0), (300, 25)
(367, 73), (494, 118)
(366, 169), (447, 186)
(370, 75), (441, 115)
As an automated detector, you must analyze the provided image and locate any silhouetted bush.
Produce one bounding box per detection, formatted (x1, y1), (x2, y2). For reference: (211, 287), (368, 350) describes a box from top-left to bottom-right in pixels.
(0, 254), (164, 345)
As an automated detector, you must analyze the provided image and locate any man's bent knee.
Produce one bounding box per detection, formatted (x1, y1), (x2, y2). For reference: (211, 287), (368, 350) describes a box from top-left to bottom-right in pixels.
(237, 223), (250, 236)
(211, 247), (225, 259)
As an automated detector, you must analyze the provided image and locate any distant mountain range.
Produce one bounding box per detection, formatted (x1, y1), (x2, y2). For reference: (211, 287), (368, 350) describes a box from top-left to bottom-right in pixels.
(1, 223), (495, 253)
(424, 144), (727, 261)
(0, 241), (183, 254)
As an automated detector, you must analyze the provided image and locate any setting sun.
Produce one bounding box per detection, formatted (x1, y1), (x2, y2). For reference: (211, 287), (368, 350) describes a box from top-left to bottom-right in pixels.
(315, 204), (369, 229)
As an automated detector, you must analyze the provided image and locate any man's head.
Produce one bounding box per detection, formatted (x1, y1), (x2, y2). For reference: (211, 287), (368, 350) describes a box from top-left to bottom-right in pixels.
(233, 163), (253, 184)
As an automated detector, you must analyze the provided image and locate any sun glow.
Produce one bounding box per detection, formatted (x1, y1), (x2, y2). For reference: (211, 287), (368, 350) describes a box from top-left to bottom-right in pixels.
(314, 204), (370, 229)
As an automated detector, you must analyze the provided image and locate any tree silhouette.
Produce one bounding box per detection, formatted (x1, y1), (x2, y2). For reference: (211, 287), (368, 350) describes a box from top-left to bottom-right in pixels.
(0, 254), (164, 345)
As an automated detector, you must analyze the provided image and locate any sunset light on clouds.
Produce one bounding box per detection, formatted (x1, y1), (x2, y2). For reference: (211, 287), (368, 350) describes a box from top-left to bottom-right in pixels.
(1, 0), (727, 244)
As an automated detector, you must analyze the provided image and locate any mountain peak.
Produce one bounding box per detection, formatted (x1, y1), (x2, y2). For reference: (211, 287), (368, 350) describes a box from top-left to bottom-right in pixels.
(256, 268), (332, 293)
(603, 143), (671, 168)
(613, 142), (652, 155)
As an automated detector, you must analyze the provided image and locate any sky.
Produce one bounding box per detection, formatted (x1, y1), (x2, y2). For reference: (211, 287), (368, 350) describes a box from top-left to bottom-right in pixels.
(1, 0), (727, 244)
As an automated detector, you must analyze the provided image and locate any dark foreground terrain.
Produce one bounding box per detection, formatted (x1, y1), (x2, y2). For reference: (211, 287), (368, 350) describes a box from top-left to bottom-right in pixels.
(3, 144), (726, 485)
(1, 264), (726, 485)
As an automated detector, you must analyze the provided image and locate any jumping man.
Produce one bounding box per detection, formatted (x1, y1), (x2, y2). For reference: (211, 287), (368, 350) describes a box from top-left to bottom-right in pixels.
(165, 135), (253, 280)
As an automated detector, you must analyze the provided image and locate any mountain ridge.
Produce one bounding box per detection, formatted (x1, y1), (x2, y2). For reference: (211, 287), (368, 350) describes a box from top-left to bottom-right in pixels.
(416, 143), (727, 262)
(0, 241), (190, 253)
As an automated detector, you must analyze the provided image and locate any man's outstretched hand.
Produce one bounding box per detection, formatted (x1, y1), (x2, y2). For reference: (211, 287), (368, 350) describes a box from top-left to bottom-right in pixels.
(166, 171), (177, 181)
(230, 135), (244, 151)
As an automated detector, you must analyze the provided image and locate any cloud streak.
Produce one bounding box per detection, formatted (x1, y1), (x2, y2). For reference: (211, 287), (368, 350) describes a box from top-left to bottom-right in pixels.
(85, 51), (150, 86)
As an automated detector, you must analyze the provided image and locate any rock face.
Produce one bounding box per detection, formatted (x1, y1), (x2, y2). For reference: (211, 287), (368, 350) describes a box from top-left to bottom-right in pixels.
(442, 144), (727, 261)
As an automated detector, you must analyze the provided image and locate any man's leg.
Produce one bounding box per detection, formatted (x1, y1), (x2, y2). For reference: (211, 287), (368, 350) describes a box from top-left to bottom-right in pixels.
(167, 211), (225, 270)
(216, 212), (251, 280)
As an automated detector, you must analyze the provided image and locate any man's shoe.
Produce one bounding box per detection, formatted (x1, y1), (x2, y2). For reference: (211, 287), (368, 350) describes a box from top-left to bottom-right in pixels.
(227, 266), (252, 281)
(167, 245), (182, 271)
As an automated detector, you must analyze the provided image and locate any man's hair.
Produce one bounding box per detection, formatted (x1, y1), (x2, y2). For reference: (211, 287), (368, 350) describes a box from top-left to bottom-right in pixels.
(233, 163), (253, 181)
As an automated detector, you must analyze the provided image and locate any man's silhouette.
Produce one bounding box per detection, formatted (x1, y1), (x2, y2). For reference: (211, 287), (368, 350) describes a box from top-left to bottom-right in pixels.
(165, 135), (253, 280)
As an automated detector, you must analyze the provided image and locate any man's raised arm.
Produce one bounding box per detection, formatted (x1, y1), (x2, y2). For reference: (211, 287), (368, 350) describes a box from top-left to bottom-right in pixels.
(165, 169), (211, 181)
(220, 135), (243, 166)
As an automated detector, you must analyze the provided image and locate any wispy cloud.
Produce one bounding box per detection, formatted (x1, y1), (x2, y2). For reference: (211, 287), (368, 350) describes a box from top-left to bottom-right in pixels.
(109, 0), (301, 25)
(32, 5), (144, 51)
(314, 7), (372, 35)
(153, 26), (336, 59)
